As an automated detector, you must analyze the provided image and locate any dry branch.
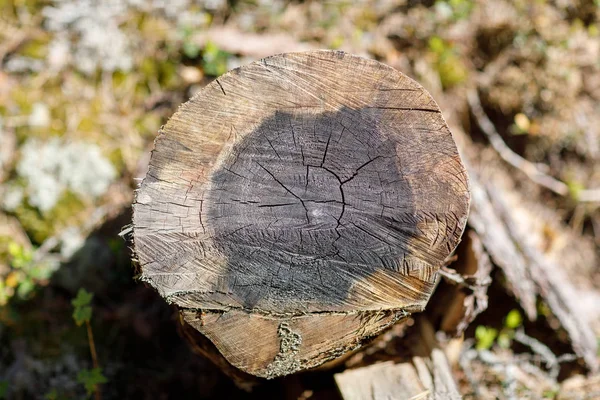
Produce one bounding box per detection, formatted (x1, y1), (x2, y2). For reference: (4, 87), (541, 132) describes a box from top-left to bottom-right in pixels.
(467, 89), (600, 202)
(448, 117), (599, 372)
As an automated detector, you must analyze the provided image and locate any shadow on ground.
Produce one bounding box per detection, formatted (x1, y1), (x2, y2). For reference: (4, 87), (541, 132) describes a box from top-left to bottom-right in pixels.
(0, 208), (341, 399)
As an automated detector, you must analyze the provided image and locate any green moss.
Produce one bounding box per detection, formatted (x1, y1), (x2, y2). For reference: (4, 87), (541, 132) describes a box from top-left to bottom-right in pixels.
(112, 70), (128, 89)
(10, 86), (34, 114)
(354, 8), (378, 31)
(134, 81), (151, 103)
(157, 59), (179, 89)
(77, 116), (97, 133)
(108, 148), (125, 174)
(15, 126), (36, 144)
(47, 191), (87, 230)
(329, 35), (344, 49)
(15, 192), (86, 244)
(428, 36), (468, 89)
(137, 56), (182, 94)
(0, 235), (16, 265)
(135, 113), (162, 138)
(19, 37), (50, 60)
(20, 0), (47, 14)
(140, 58), (158, 79)
(202, 41), (230, 77)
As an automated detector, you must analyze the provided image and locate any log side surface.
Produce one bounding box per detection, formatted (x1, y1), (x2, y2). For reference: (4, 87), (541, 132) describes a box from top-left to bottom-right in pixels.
(132, 50), (470, 377)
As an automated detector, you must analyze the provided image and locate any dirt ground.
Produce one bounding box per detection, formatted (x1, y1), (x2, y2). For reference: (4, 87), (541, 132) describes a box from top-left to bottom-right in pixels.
(0, 1), (599, 399)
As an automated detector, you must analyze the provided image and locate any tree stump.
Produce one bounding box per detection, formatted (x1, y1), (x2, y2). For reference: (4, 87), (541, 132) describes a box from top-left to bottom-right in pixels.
(132, 50), (470, 378)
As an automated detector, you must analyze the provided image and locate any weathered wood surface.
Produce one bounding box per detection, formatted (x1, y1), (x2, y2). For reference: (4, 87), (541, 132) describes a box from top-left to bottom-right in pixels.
(335, 317), (462, 400)
(132, 50), (470, 377)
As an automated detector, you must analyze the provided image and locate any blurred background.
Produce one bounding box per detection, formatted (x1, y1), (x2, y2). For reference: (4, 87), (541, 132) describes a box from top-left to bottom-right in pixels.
(0, 0), (599, 399)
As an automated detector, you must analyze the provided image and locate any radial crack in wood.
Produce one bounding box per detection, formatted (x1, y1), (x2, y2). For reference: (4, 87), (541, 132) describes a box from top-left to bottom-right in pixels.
(132, 50), (470, 378)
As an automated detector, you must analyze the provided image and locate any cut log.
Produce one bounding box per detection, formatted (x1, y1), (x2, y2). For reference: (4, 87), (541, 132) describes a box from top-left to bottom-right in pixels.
(132, 50), (470, 378)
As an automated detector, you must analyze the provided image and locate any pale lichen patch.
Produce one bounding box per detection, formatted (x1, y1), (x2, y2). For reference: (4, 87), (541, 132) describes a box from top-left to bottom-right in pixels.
(263, 322), (303, 379)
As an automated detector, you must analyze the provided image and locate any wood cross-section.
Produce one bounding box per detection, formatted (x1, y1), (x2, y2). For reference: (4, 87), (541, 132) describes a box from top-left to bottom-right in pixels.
(132, 50), (470, 378)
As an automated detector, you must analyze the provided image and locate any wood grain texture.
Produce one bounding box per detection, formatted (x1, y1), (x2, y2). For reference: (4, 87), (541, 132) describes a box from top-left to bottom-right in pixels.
(132, 50), (470, 377)
(335, 351), (462, 400)
(335, 317), (462, 400)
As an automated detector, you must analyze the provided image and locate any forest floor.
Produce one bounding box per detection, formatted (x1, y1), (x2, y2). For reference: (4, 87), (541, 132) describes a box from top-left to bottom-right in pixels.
(1, 1), (599, 399)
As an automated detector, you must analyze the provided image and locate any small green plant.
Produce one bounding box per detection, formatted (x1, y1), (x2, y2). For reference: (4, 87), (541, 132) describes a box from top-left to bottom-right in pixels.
(505, 309), (523, 329)
(72, 288), (94, 326)
(0, 241), (57, 305)
(566, 180), (585, 201)
(77, 368), (108, 398)
(72, 289), (106, 400)
(475, 309), (524, 350)
(475, 325), (498, 350)
(428, 36), (468, 89)
(179, 25), (201, 59)
(44, 388), (69, 400)
(202, 41), (230, 77)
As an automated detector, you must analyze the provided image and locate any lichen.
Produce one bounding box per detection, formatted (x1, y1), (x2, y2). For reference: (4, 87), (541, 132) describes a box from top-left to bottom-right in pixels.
(43, 0), (134, 75)
(263, 322), (303, 379)
(17, 138), (116, 213)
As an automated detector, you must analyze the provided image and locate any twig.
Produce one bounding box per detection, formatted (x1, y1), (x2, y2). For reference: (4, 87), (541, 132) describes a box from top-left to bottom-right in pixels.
(467, 90), (600, 202)
(86, 320), (102, 400)
(477, 350), (518, 400)
(513, 329), (575, 380)
(438, 266), (491, 291)
(408, 390), (430, 400)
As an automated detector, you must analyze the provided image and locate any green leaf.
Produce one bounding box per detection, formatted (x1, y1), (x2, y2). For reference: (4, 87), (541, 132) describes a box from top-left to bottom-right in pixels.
(72, 288), (93, 308)
(475, 326), (497, 350)
(72, 288), (94, 326)
(7, 242), (21, 258)
(8, 241), (33, 269)
(505, 309), (523, 329)
(16, 277), (35, 298)
(73, 305), (92, 326)
(182, 41), (200, 59)
(202, 41), (230, 76)
(77, 368), (107, 396)
(428, 36), (446, 54)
